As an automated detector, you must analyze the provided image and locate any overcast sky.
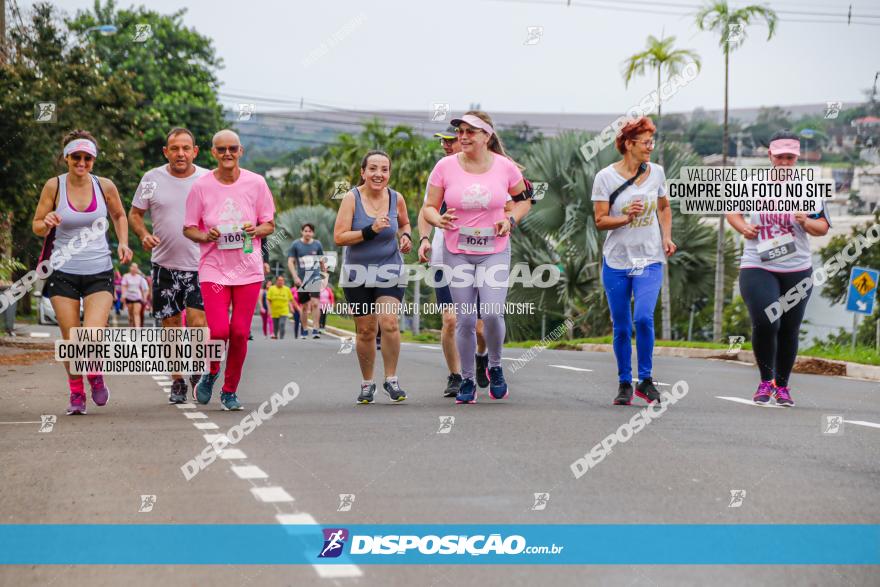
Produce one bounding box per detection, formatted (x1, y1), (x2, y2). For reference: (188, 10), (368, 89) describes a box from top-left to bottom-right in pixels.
(46, 0), (880, 115)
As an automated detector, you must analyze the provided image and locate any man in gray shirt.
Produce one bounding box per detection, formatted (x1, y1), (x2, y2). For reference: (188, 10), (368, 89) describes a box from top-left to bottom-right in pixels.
(287, 223), (326, 338)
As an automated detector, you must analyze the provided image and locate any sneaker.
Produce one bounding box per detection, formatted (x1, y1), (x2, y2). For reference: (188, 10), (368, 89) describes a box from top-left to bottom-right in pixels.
(66, 392), (87, 415)
(475, 354), (490, 388)
(87, 375), (110, 407)
(357, 382), (376, 404)
(190, 373), (202, 389)
(312, 330), (320, 339)
(169, 379), (188, 404)
(487, 366), (508, 400)
(196, 372), (219, 405)
(456, 378), (477, 404)
(444, 373), (463, 398)
(220, 391), (242, 411)
(383, 379), (407, 402)
(635, 377), (661, 404)
(753, 380), (774, 405)
(613, 382), (634, 406)
(774, 385), (795, 407)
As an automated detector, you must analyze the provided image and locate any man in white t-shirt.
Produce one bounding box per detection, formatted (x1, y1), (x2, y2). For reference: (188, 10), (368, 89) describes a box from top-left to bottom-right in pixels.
(129, 128), (209, 403)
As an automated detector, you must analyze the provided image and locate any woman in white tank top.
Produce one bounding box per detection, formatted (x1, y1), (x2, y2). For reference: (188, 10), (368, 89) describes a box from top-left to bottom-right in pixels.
(31, 130), (133, 415)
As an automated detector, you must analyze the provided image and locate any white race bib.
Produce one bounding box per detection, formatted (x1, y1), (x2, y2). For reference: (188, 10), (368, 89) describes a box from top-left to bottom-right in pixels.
(457, 226), (496, 253)
(757, 233), (796, 263)
(217, 224), (244, 250)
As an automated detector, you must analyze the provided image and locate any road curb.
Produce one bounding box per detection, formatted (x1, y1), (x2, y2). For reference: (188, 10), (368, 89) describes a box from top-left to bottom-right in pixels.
(577, 343), (880, 382)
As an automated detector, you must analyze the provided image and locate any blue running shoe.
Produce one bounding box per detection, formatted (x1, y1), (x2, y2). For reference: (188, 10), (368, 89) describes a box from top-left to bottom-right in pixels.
(196, 372), (219, 405)
(220, 391), (242, 411)
(456, 378), (477, 404)
(488, 366), (508, 400)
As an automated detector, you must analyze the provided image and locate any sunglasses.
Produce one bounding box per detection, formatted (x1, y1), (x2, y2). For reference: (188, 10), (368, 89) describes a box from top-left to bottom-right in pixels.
(69, 153), (94, 163)
(214, 145), (240, 154)
(455, 127), (484, 137)
(440, 138), (458, 146)
(630, 139), (655, 148)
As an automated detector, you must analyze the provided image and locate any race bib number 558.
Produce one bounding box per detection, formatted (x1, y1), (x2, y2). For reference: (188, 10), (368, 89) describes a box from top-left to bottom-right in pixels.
(757, 233), (795, 263)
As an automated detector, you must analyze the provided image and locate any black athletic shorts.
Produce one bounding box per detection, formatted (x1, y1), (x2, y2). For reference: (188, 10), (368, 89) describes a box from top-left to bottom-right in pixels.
(151, 264), (204, 320)
(44, 269), (114, 300)
(342, 284), (405, 317)
(296, 291), (313, 304)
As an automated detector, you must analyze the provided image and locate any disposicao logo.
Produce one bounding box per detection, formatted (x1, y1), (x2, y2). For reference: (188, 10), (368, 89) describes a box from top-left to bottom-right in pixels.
(318, 528), (348, 558)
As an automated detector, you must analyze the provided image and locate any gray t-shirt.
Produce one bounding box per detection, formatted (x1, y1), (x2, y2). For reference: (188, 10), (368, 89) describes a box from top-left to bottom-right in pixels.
(132, 165), (208, 272)
(739, 206), (830, 272)
(287, 239), (324, 288)
(591, 162), (668, 270)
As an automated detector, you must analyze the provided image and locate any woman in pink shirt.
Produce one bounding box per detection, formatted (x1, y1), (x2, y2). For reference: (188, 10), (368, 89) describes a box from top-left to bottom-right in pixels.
(422, 111), (527, 404)
(183, 130), (275, 411)
(319, 275), (334, 331)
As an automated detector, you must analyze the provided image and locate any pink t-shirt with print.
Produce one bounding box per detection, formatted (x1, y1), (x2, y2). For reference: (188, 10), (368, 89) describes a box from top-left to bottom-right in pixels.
(184, 169), (275, 286)
(428, 153), (522, 255)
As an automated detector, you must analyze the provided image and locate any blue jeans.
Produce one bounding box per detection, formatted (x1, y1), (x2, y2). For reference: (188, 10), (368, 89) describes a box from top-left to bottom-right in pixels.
(602, 259), (663, 383)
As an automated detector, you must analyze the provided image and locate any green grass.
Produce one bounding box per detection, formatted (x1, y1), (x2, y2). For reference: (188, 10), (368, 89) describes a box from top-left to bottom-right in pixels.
(799, 344), (880, 366)
(324, 314), (441, 343)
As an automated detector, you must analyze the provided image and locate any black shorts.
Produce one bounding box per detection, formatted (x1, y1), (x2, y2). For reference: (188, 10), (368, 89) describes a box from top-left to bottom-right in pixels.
(151, 265), (204, 320)
(297, 291), (313, 304)
(342, 284), (405, 317)
(431, 267), (454, 306)
(44, 269), (114, 300)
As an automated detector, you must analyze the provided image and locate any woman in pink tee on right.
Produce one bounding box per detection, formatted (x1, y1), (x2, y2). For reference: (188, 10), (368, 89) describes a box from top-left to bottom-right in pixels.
(184, 130), (275, 410)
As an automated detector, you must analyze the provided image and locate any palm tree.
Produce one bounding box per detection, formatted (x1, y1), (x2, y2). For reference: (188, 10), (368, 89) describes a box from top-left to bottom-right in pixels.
(696, 1), (777, 341)
(622, 34), (700, 340)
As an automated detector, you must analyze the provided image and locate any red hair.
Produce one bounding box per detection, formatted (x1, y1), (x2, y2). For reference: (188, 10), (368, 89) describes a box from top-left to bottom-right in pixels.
(615, 117), (656, 155)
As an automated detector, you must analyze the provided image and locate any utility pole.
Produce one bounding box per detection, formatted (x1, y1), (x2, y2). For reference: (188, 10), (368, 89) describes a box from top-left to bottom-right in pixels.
(1, 0), (7, 66)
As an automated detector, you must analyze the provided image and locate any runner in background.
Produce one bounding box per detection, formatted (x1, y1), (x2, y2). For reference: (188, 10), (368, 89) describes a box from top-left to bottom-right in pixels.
(259, 278), (274, 338)
(290, 284), (304, 339)
(32, 130), (132, 415)
(727, 130), (830, 407)
(334, 150), (412, 404)
(113, 269), (122, 316)
(183, 129), (275, 411)
(287, 223), (327, 339)
(121, 263), (149, 327)
(130, 127), (211, 402)
(422, 111), (528, 404)
(319, 274), (334, 332)
(267, 275), (294, 339)
(592, 117), (675, 407)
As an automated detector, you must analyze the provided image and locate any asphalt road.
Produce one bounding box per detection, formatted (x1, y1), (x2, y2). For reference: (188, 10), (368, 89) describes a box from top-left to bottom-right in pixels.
(1, 319), (878, 586)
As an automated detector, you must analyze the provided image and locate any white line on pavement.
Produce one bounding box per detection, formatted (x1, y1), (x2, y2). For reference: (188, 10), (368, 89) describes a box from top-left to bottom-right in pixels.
(184, 412), (208, 419)
(276, 517), (363, 578)
(501, 357), (525, 362)
(419, 345), (441, 350)
(844, 420), (880, 429)
(250, 486), (293, 502)
(716, 396), (784, 409)
(0, 421), (42, 425)
(193, 422), (219, 430)
(219, 449), (247, 460)
(175, 404), (196, 409)
(232, 465), (268, 480)
(29, 332), (50, 338)
(549, 364), (593, 372)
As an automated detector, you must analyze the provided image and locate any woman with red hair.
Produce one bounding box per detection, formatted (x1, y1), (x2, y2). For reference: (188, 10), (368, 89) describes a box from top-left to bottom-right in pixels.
(592, 116), (675, 406)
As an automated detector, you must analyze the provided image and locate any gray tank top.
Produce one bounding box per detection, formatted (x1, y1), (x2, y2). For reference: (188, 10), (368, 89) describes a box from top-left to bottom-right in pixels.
(343, 187), (403, 286)
(51, 173), (113, 275)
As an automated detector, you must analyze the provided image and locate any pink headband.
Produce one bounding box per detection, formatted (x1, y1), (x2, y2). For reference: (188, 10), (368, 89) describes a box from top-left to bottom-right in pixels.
(769, 138), (800, 157)
(451, 114), (494, 136)
(63, 138), (98, 158)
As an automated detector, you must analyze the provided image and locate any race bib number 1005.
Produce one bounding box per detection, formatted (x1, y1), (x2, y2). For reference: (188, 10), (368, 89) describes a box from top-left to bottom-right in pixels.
(217, 224), (245, 250)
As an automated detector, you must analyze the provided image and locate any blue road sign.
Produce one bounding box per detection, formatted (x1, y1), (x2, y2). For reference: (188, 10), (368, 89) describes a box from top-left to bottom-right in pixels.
(845, 266), (879, 315)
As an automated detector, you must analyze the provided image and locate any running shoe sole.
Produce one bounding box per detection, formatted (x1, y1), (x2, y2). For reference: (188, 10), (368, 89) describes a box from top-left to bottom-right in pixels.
(613, 399), (632, 406)
(383, 391), (406, 402)
(633, 390), (660, 404)
(456, 390), (477, 404)
(66, 405), (87, 415)
(222, 404), (243, 411)
(357, 398), (374, 405)
(489, 389), (508, 400)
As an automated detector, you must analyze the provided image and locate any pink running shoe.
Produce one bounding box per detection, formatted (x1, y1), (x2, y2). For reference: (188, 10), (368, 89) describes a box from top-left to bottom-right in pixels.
(87, 375), (110, 406)
(753, 380), (774, 405)
(774, 386), (795, 407)
(67, 392), (87, 415)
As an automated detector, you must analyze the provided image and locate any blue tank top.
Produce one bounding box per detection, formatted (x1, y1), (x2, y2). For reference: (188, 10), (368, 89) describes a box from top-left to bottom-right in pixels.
(343, 187), (404, 287)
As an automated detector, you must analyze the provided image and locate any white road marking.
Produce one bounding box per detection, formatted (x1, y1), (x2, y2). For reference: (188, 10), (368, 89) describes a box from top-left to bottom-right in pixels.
(314, 565), (363, 579)
(203, 434), (229, 444)
(184, 412), (208, 419)
(219, 449), (247, 460)
(277, 513), (317, 525)
(501, 357), (525, 362)
(193, 422), (219, 430)
(152, 375), (168, 381)
(419, 345), (441, 350)
(716, 396), (784, 409)
(232, 465), (268, 480)
(549, 364), (593, 372)
(175, 404), (195, 409)
(0, 421), (42, 425)
(29, 332), (50, 338)
(250, 486), (293, 502)
(844, 420), (880, 429)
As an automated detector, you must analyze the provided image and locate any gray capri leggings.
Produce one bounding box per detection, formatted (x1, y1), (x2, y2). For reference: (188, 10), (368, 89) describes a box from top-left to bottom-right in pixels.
(444, 244), (510, 380)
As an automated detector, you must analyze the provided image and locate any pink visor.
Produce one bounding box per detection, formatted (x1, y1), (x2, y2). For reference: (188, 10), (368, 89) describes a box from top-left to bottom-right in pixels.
(63, 138), (98, 158)
(769, 138), (800, 156)
(450, 114), (494, 136)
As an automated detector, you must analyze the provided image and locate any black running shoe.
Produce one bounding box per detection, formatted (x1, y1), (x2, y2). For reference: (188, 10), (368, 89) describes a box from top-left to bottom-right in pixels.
(635, 377), (661, 404)
(357, 382), (376, 405)
(475, 354), (490, 388)
(444, 373), (462, 398)
(383, 379), (407, 402)
(169, 379), (188, 404)
(613, 382), (633, 406)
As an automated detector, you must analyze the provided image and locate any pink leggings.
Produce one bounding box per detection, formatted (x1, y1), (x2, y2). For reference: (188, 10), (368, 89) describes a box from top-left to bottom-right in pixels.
(201, 281), (261, 393)
(260, 310), (273, 336)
